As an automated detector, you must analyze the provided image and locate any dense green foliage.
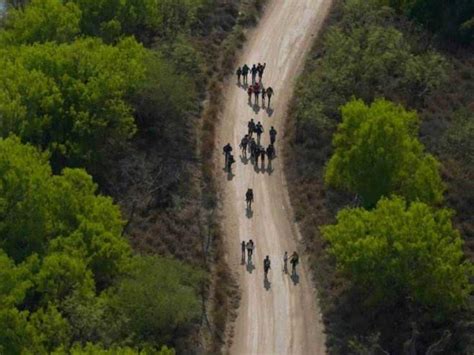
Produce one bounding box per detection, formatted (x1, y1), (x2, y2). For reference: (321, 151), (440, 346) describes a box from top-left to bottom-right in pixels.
(1, 0), (81, 44)
(0, 0), (240, 353)
(70, 0), (211, 41)
(388, 0), (474, 44)
(3, 0), (212, 43)
(0, 37), (146, 168)
(296, 0), (448, 122)
(325, 98), (444, 207)
(323, 196), (472, 312)
(287, 0), (474, 352)
(0, 137), (203, 353)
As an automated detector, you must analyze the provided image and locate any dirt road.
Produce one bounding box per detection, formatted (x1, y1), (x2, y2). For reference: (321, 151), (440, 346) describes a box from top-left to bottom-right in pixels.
(216, 0), (331, 354)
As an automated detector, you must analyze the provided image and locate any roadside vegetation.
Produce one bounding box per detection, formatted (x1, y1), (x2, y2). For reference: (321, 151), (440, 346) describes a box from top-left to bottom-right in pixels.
(285, 0), (473, 353)
(0, 0), (266, 353)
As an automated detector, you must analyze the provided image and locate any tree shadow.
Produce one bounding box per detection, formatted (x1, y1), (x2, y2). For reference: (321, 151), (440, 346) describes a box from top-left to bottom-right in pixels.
(264, 276), (271, 290)
(246, 207), (253, 219)
(246, 259), (255, 273)
(266, 107), (274, 116)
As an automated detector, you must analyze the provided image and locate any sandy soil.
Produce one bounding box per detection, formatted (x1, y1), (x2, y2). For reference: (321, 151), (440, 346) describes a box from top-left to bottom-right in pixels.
(215, 0), (332, 354)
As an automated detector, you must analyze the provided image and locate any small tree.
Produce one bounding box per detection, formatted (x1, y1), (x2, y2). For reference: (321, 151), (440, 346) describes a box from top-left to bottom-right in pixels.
(325, 98), (444, 207)
(322, 196), (473, 312)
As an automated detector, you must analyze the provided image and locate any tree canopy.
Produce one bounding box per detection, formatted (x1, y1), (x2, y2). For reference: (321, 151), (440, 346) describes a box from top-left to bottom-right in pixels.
(0, 37), (146, 168)
(1, 0), (81, 44)
(387, 0), (474, 44)
(325, 98), (444, 207)
(322, 196), (473, 312)
(0, 137), (203, 353)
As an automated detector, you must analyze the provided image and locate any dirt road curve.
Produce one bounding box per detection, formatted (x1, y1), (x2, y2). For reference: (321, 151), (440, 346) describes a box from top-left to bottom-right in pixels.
(216, 0), (331, 354)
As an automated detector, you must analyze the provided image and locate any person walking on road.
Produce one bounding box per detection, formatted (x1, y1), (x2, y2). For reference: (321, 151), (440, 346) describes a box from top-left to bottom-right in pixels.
(266, 143), (275, 161)
(257, 62), (266, 82)
(266, 86), (274, 107)
(227, 153), (235, 173)
(251, 64), (258, 84)
(247, 85), (253, 103)
(240, 134), (249, 157)
(290, 251), (299, 275)
(260, 147), (266, 169)
(255, 121), (264, 144)
(261, 87), (266, 107)
(264, 255), (271, 278)
(236, 66), (242, 84)
(283, 251), (288, 273)
(223, 143), (232, 167)
(248, 118), (256, 137)
(246, 240), (255, 261)
(253, 82), (261, 104)
(249, 138), (257, 161)
(270, 126), (277, 145)
(242, 64), (250, 84)
(246, 188), (254, 210)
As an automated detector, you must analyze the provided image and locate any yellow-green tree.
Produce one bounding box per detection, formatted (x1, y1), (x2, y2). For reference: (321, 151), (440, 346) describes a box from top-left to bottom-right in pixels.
(322, 196), (473, 312)
(1, 0), (81, 44)
(325, 98), (444, 207)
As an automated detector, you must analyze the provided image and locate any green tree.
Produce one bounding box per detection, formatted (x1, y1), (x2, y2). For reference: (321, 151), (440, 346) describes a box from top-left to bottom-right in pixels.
(1, 0), (81, 44)
(0, 136), (129, 285)
(68, 0), (209, 41)
(0, 37), (146, 168)
(388, 0), (474, 44)
(322, 196), (473, 312)
(325, 99), (444, 206)
(109, 256), (203, 347)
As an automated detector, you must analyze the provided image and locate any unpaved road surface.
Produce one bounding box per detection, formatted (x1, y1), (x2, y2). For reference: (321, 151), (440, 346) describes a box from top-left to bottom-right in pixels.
(216, 0), (331, 354)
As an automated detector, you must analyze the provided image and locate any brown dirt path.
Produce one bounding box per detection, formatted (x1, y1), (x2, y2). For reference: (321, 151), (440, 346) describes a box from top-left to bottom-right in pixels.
(216, 0), (332, 353)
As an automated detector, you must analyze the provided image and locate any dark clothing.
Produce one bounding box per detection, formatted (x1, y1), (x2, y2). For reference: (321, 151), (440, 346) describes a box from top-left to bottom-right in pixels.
(246, 189), (253, 202)
(270, 128), (277, 144)
(266, 144), (274, 160)
(223, 144), (232, 154)
(257, 63), (266, 79)
(264, 258), (271, 274)
(248, 121), (256, 136)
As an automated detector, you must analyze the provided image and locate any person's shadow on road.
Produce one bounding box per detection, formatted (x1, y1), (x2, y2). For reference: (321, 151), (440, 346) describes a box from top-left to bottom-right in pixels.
(252, 103), (261, 114)
(267, 160), (274, 175)
(291, 271), (300, 285)
(227, 170), (235, 181)
(246, 207), (253, 219)
(266, 107), (274, 116)
(264, 276), (271, 291)
(246, 259), (255, 273)
(253, 162), (260, 174)
(240, 154), (249, 165)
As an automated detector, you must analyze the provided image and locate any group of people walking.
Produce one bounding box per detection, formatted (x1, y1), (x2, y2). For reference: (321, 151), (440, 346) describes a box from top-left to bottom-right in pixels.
(222, 122), (277, 173)
(236, 63), (274, 108)
(226, 61), (302, 287)
(241, 242), (300, 279)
